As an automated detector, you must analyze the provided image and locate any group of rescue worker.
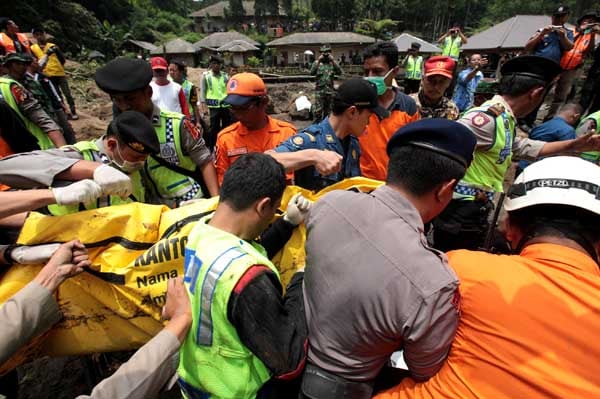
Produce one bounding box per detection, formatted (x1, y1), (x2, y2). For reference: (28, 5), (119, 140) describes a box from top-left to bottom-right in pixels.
(0, 16), (599, 399)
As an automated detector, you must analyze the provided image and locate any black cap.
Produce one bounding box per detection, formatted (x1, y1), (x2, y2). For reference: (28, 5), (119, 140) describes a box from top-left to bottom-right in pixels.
(335, 78), (390, 119)
(577, 10), (599, 25)
(500, 55), (562, 84)
(553, 5), (569, 15)
(410, 42), (421, 49)
(108, 110), (159, 154)
(95, 57), (153, 95)
(386, 118), (477, 168)
(1, 52), (33, 65)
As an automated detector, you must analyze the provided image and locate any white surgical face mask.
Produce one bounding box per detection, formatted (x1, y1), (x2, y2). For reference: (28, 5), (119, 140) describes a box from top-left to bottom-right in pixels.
(112, 145), (145, 174)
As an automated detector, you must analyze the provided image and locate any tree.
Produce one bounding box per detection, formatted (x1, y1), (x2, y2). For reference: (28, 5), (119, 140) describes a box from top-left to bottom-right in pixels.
(312, 0), (357, 31)
(355, 18), (398, 40)
(226, 0), (246, 24)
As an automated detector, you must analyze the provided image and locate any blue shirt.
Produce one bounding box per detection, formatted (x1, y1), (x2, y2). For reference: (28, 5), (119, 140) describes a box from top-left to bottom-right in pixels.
(533, 28), (574, 64)
(518, 116), (576, 170)
(274, 117), (361, 190)
(453, 67), (483, 112)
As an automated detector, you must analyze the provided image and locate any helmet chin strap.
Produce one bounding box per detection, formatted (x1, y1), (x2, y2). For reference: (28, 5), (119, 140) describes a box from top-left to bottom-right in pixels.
(515, 220), (599, 264)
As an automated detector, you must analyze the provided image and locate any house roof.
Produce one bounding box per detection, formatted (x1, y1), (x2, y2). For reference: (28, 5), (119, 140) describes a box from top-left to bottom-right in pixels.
(152, 38), (196, 54)
(392, 33), (440, 53)
(462, 15), (569, 51)
(190, 1), (286, 18)
(126, 39), (158, 52)
(217, 40), (260, 52)
(193, 32), (259, 50)
(267, 32), (376, 46)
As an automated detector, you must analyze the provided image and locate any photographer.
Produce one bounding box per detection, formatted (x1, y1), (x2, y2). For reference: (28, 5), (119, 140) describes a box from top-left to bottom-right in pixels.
(520, 6), (574, 131)
(546, 10), (599, 119)
(310, 44), (342, 121)
(437, 25), (468, 61)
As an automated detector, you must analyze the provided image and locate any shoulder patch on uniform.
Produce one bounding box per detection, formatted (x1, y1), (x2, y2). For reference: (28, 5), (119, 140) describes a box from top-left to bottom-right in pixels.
(183, 118), (200, 140)
(305, 133), (317, 142)
(227, 147), (247, 157)
(292, 136), (304, 146)
(10, 84), (27, 104)
(486, 104), (505, 117)
(471, 112), (491, 127)
(451, 289), (461, 315)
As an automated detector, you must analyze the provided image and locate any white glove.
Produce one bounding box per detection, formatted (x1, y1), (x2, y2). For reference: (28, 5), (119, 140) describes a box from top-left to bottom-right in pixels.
(93, 164), (132, 199)
(283, 193), (313, 226)
(8, 243), (61, 264)
(52, 179), (103, 206)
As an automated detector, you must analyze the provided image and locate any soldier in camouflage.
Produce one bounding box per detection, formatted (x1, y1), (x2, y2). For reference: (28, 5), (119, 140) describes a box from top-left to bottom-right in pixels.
(410, 55), (459, 120)
(310, 44), (342, 121)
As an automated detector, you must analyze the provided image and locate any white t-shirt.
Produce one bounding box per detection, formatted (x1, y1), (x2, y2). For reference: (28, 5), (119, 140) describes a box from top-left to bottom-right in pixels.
(150, 80), (183, 113)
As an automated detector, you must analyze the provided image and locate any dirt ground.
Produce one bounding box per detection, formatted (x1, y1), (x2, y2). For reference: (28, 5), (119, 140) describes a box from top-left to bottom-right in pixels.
(67, 62), (315, 142)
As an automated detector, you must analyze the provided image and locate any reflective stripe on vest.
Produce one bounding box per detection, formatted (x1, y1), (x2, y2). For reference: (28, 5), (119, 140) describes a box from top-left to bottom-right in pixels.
(442, 36), (461, 59)
(204, 72), (227, 108)
(178, 215), (274, 397)
(580, 111), (600, 163)
(0, 77), (54, 150)
(458, 103), (514, 198)
(406, 56), (423, 80)
(181, 79), (194, 111)
(145, 111), (201, 202)
(560, 31), (593, 70)
(195, 246), (246, 345)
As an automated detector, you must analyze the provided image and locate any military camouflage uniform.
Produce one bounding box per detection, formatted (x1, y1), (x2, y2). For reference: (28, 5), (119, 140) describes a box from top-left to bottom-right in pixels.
(410, 91), (459, 120)
(310, 60), (342, 121)
(20, 73), (76, 144)
(20, 74), (57, 120)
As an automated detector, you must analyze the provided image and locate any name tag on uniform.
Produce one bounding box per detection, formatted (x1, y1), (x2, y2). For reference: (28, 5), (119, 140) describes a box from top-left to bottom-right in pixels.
(227, 147), (248, 157)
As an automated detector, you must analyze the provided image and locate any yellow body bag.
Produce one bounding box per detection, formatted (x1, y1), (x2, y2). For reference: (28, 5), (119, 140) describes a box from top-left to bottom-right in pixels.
(0, 178), (382, 373)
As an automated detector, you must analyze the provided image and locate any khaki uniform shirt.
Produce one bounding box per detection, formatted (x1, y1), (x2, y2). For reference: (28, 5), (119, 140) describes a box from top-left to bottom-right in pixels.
(0, 138), (108, 189)
(0, 280), (179, 399)
(458, 95), (545, 161)
(303, 185), (460, 382)
(2, 76), (60, 133)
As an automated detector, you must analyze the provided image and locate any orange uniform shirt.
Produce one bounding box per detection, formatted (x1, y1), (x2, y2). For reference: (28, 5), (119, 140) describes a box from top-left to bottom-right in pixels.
(215, 116), (296, 184)
(359, 91), (419, 181)
(376, 243), (600, 399)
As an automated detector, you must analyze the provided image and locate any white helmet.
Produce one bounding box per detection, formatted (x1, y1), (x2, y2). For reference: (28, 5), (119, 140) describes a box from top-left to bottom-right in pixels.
(505, 156), (600, 215)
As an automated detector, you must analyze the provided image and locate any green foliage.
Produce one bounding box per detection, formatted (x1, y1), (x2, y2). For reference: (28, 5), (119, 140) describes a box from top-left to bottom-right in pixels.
(355, 18), (398, 39)
(247, 56), (262, 67)
(247, 31), (270, 45)
(311, 0), (357, 30)
(0, 0), (592, 62)
(226, 0), (246, 23)
(182, 31), (204, 43)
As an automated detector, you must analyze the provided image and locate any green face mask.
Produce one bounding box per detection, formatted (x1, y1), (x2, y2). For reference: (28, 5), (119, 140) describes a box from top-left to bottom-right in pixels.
(364, 69), (394, 96)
